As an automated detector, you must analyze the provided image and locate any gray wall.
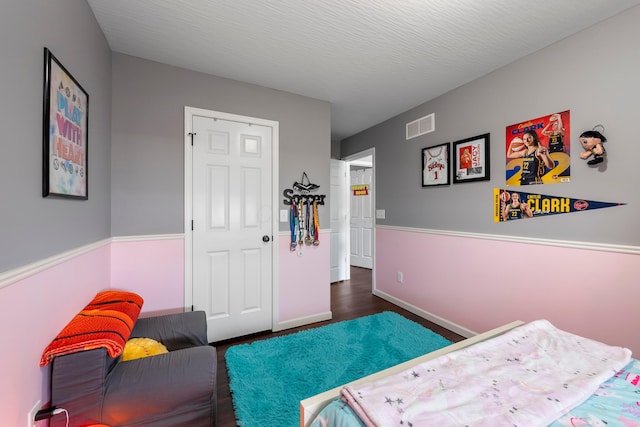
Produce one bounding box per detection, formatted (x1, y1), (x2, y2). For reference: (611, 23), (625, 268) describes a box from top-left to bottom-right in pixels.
(331, 138), (341, 159)
(0, 0), (112, 272)
(342, 6), (640, 246)
(111, 54), (331, 235)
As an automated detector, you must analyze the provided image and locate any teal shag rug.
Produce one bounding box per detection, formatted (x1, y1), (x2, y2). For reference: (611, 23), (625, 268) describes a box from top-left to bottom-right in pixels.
(225, 311), (452, 427)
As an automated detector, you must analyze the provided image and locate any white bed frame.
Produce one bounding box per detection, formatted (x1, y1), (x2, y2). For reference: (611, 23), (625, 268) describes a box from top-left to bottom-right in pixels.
(299, 320), (525, 426)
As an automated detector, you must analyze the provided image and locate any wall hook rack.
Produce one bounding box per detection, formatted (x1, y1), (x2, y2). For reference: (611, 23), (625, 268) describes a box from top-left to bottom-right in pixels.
(283, 172), (325, 205)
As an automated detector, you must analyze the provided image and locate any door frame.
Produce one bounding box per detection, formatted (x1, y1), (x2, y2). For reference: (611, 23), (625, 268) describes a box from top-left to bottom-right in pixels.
(183, 106), (280, 330)
(342, 148), (375, 290)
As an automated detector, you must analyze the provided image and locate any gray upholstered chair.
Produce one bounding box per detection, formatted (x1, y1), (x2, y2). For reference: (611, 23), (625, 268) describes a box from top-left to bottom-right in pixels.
(50, 311), (217, 427)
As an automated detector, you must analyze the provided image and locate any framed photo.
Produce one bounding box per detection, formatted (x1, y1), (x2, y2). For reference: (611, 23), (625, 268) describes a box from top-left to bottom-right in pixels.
(453, 133), (490, 184)
(43, 47), (89, 199)
(422, 142), (450, 186)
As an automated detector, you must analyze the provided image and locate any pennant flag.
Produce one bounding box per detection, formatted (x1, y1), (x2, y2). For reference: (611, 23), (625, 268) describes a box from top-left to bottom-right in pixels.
(494, 188), (625, 222)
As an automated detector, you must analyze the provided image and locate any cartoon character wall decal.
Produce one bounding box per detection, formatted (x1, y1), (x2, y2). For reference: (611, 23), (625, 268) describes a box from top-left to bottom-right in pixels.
(579, 125), (607, 166)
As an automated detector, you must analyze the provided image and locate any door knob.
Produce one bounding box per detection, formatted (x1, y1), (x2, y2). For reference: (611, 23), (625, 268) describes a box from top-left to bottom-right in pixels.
(262, 235), (270, 242)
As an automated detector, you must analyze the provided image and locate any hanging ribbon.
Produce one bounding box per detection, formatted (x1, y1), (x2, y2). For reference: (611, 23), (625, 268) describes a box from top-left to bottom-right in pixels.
(304, 197), (313, 245)
(298, 199), (304, 245)
(289, 202), (297, 251)
(313, 199), (320, 246)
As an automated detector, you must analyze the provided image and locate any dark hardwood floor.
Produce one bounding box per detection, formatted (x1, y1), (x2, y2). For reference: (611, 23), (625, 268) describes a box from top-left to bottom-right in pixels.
(212, 266), (464, 427)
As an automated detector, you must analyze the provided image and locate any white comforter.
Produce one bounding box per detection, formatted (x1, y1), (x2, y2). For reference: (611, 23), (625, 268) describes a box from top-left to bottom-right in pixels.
(341, 320), (631, 426)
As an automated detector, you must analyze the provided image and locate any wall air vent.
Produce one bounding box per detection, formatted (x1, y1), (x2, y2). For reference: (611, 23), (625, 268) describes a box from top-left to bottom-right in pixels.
(406, 113), (435, 140)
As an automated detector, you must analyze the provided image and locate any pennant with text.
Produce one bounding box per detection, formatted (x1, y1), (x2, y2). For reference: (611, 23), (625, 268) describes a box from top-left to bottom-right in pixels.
(494, 188), (625, 222)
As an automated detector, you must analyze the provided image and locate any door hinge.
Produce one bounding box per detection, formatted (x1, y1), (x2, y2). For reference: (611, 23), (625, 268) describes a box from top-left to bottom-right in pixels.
(191, 305), (194, 312)
(191, 220), (194, 231)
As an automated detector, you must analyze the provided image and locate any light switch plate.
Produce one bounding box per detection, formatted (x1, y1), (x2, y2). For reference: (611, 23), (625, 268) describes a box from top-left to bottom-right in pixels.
(376, 209), (386, 219)
(280, 209), (289, 222)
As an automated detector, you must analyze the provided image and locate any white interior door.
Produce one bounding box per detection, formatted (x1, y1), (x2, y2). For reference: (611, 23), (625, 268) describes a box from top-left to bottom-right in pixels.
(350, 168), (373, 269)
(330, 159), (349, 282)
(190, 112), (275, 342)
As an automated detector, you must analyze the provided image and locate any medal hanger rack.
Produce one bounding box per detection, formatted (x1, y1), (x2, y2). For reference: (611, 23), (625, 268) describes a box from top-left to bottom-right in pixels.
(282, 172), (326, 205)
(284, 172), (325, 251)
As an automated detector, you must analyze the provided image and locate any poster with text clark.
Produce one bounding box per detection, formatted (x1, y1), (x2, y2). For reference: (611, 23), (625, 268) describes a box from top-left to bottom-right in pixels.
(494, 188), (625, 222)
(43, 47), (89, 199)
(505, 110), (570, 186)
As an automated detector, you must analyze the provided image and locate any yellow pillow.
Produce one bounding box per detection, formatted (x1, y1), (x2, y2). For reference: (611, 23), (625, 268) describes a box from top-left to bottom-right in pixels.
(122, 337), (168, 361)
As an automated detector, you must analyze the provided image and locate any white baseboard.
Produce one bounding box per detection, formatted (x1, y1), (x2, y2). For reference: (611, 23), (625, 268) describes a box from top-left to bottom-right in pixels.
(373, 289), (476, 338)
(273, 311), (333, 332)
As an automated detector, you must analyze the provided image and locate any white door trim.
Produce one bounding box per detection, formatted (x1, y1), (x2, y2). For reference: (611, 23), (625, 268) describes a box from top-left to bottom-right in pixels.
(343, 148), (375, 289)
(330, 159), (349, 282)
(184, 106), (279, 331)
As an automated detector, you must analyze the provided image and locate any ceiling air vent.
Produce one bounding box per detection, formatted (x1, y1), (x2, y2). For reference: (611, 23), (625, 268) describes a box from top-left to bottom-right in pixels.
(406, 113), (435, 140)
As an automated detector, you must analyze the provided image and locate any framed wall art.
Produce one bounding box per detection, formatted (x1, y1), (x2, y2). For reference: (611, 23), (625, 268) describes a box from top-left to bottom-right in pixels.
(422, 142), (450, 186)
(43, 47), (89, 199)
(453, 133), (490, 184)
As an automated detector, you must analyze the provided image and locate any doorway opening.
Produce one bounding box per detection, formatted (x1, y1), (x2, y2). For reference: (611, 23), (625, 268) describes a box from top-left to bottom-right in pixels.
(330, 148), (375, 289)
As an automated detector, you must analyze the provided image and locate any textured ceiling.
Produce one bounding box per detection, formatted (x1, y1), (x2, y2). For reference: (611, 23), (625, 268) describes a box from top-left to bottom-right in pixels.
(87, 0), (640, 140)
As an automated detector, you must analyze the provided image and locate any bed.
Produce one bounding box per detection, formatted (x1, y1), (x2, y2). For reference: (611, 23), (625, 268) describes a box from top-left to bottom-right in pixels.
(300, 320), (638, 427)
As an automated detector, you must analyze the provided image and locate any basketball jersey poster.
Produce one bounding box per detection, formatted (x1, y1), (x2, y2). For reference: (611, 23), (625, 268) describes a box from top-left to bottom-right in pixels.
(493, 188), (625, 222)
(505, 110), (570, 186)
(422, 143), (450, 186)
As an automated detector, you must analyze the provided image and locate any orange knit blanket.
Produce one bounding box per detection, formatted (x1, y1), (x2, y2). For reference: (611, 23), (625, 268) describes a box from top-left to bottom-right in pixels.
(40, 290), (143, 366)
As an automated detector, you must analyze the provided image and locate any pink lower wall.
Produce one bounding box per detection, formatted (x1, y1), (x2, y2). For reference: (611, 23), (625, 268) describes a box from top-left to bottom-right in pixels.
(277, 234), (331, 322)
(0, 243), (111, 427)
(110, 237), (185, 315)
(376, 227), (640, 354)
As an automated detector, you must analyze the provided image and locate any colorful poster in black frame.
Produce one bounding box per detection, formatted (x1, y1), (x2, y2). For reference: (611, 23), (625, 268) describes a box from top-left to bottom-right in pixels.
(43, 47), (89, 199)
